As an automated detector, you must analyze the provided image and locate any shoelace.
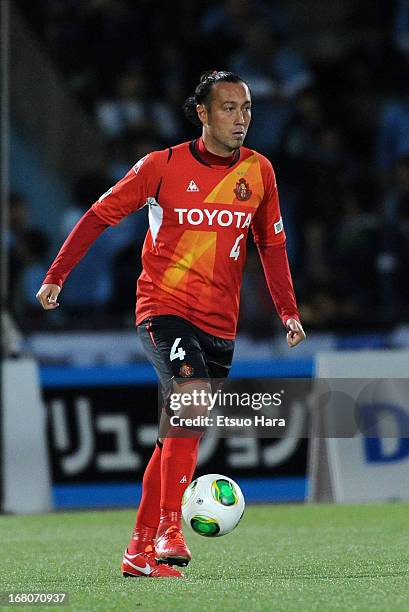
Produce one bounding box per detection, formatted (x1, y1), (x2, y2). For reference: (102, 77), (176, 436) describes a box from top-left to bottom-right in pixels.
(165, 526), (185, 543)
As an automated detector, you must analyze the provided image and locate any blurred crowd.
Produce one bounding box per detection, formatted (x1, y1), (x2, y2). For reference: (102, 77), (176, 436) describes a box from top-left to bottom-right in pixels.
(11, 0), (409, 335)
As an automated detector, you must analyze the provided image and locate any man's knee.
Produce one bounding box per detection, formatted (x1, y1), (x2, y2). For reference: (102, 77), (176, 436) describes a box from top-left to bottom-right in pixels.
(171, 379), (213, 419)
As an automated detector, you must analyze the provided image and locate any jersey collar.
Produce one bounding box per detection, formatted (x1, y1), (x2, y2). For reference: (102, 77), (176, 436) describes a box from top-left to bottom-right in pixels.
(189, 139), (241, 168)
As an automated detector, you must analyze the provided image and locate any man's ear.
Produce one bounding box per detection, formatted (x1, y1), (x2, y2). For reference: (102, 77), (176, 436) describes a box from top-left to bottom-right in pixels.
(196, 103), (208, 126)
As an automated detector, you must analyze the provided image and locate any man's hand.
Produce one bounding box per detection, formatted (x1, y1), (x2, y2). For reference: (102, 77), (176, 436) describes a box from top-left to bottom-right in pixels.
(286, 318), (306, 348)
(36, 284), (61, 310)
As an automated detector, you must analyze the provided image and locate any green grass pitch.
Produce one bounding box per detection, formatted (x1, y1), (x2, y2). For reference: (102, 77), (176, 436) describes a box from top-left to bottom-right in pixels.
(1, 503), (408, 611)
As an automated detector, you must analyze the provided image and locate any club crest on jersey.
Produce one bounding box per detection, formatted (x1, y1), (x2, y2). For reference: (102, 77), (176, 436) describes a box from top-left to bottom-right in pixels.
(234, 178), (252, 201)
(179, 363), (194, 377)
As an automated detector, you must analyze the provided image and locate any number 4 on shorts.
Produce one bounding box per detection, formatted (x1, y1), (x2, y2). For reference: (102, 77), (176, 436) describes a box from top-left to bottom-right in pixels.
(170, 337), (186, 361)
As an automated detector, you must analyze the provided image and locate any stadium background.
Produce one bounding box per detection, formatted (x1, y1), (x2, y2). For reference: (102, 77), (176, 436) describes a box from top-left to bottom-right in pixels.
(3, 0), (409, 509)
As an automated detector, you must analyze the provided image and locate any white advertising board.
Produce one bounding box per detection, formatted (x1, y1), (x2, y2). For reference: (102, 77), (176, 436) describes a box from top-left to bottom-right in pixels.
(309, 351), (409, 503)
(2, 358), (52, 513)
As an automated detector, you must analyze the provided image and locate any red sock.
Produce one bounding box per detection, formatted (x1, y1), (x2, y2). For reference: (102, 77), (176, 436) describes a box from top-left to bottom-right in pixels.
(128, 441), (162, 554)
(159, 429), (201, 518)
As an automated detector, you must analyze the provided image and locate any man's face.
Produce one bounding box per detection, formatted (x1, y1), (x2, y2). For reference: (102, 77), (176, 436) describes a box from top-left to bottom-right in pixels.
(197, 82), (252, 154)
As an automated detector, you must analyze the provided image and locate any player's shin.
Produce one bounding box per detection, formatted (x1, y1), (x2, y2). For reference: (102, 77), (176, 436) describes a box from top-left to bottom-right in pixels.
(159, 429), (202, 518)
(155, 429), (202, 565)
(128, 440), (162, 554)
(158, 379), (209, 520)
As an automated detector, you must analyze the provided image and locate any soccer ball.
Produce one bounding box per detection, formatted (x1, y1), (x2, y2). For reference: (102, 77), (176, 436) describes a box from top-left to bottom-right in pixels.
(182, 473), (245, 537)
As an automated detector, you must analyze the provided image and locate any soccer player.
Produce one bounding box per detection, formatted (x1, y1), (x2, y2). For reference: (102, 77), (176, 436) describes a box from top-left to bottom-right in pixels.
(36, 71), (306, 578)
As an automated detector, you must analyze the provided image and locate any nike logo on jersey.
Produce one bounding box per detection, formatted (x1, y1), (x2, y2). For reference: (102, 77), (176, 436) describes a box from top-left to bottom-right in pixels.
(174, 208), (252, 228)
(187, 180), (199, 192)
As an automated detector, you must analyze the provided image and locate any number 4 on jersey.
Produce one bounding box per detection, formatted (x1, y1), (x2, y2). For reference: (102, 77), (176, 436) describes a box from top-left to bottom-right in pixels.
(229, 233), (244, 261)
(170, 337), (186, 361)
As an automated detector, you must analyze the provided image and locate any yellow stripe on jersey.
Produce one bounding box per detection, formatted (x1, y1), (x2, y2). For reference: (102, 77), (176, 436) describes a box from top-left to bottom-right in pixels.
(204, 154), (264, 206)
(159, 230), (217, 295)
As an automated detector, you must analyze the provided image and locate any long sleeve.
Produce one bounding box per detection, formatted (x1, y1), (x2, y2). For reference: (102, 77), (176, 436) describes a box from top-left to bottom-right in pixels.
(43, 209), (109, 287)
(257, 243), (300, 327)
(252, 154), (300, 327)
(43, 150), (167, 287)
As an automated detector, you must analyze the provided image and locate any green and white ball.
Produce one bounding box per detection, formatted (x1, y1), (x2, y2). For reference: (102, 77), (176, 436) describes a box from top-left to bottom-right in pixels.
(182, 473), (245, 537)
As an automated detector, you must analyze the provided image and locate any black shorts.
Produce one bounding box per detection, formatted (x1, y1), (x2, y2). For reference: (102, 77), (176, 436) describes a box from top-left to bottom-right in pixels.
(138, 315), (235, 412)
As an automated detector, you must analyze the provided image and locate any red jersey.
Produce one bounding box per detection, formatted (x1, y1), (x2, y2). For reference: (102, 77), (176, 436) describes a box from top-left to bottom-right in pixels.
(90, 140), (290, 339)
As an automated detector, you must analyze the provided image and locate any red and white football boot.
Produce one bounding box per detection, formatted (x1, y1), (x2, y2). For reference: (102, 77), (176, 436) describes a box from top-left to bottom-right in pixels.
(155, 510), (192, 567)
(121, 545), (183, 578)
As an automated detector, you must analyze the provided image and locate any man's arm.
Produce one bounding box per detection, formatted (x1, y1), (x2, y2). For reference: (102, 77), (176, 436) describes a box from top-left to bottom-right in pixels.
(37, 151), (166, 311)
(257, 243), (305, 348)
(252, 155), (306, 348)
(36, 209), (108, 310)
